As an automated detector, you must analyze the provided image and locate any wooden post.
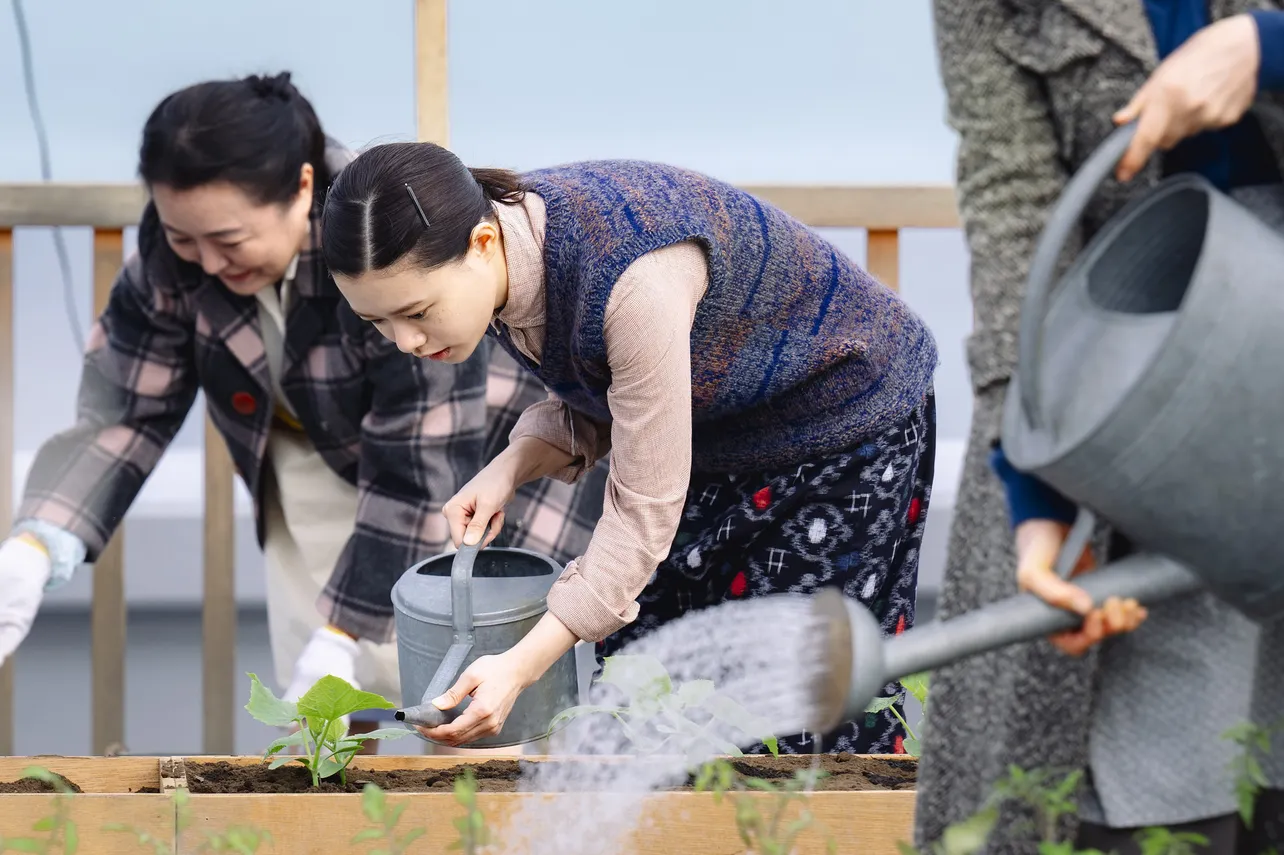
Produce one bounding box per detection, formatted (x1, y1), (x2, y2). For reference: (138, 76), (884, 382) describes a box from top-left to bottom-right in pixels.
(867, 229), (900, 292)
(415, 0), (449, 145)
(0, 229), (13, 756)
(91, 228), (126, 756)
(202, 416), (236, 755)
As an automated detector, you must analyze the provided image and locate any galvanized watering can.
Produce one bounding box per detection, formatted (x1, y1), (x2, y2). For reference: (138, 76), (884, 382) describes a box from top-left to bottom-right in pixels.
(806, 122), (1284, 730)
(998, 118), (1284, 622)
(391, 527), (579, 748)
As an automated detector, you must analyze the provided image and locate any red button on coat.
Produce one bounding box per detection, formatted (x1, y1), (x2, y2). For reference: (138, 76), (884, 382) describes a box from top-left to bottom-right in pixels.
(231, 391), (257, 416)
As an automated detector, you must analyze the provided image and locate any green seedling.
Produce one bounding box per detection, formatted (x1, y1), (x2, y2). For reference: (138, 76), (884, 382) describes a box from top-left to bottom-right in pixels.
(447, 767), (493, 854)
(1222, 717), (1284, 828)
(1133, 826), (1210, 855)
(548, 653), (779, 766)
(244, 671), (411, 787)
(107, 787), (271, 855)
(102, 822), (170, 855)
(104, 787), (188, 854)
(0, 766), (79, 854)
(865, 671), (930, 756)
(899, 764), (1090, 855)
(1032, 844), (1107, 855)
(351, 783), (426, 855)
(694, 758), (836, 855)
(987, 765), (1084, 845)
(895, 806), (999, 855)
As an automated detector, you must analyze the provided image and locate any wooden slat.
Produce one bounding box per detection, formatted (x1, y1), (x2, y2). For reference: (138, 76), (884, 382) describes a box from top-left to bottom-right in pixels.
(415, 0), (449, 145)
(184, 790), (914, 855)
(0, 183), (147, 228)
(0, 756), (163, 792)
(0, 230), (13, 757)
(867, 229), (901, 292)
(91, 229), (126, 756)
(0, 182), (962, 231)
(202, 416), (236, 755)
(743, 184), (959, 229)
(0, 794), (174, 853)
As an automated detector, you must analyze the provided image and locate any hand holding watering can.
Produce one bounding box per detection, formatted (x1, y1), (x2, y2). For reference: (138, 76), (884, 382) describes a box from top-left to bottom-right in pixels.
(1113, 12), (1265, 182)
(1013, 10), (1276, 655)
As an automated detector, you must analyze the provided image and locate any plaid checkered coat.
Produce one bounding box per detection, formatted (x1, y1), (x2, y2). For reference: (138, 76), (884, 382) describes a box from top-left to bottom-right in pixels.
(17, 145), (606, 642)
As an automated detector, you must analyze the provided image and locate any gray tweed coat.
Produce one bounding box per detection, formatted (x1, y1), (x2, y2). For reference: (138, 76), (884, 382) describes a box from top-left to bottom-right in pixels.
(918, 0), (1284, 849)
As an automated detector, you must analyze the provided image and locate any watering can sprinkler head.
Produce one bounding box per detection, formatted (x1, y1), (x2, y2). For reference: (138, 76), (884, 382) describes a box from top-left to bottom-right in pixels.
(802, 552), (1205, 737)
(806, 588), (891, 736)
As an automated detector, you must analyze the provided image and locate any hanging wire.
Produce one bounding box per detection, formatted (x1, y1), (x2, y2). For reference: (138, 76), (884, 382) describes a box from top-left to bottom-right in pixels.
(12, 0), (86, 353)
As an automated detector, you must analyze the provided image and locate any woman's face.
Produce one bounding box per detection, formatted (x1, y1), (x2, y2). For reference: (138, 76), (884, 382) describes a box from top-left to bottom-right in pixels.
(150, 164), (313, 297)
(332, 221), (508, 363)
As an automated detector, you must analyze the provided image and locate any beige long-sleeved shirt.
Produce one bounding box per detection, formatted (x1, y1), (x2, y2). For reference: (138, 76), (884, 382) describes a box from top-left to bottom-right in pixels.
(491, 193), (710, 644)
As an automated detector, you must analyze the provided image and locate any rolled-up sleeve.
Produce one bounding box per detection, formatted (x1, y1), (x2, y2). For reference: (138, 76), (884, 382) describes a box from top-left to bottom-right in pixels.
(508, 392), (612, 485)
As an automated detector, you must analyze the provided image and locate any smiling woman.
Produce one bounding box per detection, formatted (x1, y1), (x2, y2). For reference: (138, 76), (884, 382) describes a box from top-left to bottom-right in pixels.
(0, 72), (608, 756)
(138, 75), (326, 297)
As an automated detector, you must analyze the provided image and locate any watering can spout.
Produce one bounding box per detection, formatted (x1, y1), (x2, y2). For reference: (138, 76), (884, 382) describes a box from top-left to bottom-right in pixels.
(394, 636), (474, 730)
(394, 703), (450, 729)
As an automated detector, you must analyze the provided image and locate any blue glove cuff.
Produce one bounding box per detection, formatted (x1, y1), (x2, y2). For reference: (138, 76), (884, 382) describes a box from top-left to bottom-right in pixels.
(11, 519), (88, 590)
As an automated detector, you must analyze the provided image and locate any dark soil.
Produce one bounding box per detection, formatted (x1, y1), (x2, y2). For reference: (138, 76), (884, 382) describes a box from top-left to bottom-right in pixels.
(0, 773), (82, 794)
(184, 754), (916, 795)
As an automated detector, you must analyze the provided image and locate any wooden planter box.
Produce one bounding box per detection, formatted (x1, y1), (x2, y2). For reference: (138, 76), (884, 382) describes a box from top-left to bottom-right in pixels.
(0, 754), (915, 854)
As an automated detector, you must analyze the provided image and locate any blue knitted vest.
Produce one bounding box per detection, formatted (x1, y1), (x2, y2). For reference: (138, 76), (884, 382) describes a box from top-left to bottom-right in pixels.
(490, 160), (938, 473)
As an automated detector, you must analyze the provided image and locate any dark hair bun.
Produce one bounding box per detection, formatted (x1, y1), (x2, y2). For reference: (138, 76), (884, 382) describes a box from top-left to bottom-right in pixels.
(247, 71), (294, 101)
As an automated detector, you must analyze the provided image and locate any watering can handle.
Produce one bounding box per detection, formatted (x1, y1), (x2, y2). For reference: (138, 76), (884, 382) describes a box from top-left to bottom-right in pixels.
(882, 550), (1201, 681)
(394, 521), (492, 730)
(1017, 120), (1139, 428)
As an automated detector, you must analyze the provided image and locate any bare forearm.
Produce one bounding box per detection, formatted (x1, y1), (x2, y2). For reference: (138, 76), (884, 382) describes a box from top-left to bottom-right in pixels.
(498, 435), (579, 488)
(508, 610), (580, 687)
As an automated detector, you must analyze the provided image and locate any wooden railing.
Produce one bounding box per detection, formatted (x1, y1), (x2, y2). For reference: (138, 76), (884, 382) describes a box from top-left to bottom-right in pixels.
(0, 180), (959, 756)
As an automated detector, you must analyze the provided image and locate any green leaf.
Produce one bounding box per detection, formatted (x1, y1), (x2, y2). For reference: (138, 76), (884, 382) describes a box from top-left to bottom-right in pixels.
(701, 692), (777, 746)
(896, 842), (921, 855)
(865, 694), (899, 713)
(2, 839), (43, 853)
(244, 672), (300, 727)
(399, 828), (427, 847)
(316, 751), (353, 781)
(31, 817), (54, 832)
(21, 766), (73, 795)
(267, 754), (300, 771)
(361, 783), (386, 822)
(297, 675), (393, 721)
(346, 727), (412, 742)
(940, 806), (997, 855)
(1036, 843), (1076, 855)
(901, 672), (930, 706)
(351, 828), (384, 844)
(903, 737), (921, 756)
(263, 729), (308, 758)
(546, 704), (624, 733)
(675, 679), (715, 706)
(63, 820), (79, 855)
(598, 654), (673, 701)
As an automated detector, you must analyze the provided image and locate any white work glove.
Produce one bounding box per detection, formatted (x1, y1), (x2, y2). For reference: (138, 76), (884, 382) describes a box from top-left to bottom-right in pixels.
(0, 535), (53, 667)
(284, 626), (361, 733)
